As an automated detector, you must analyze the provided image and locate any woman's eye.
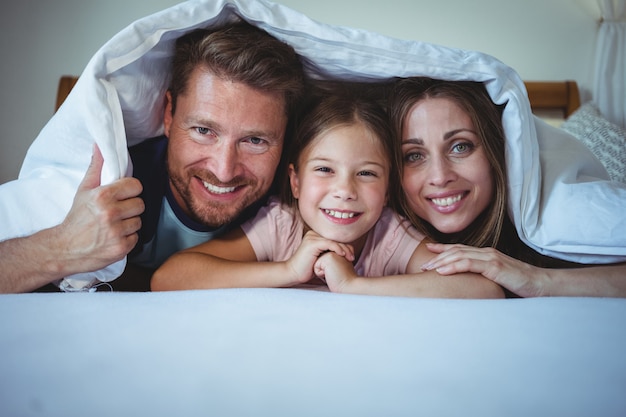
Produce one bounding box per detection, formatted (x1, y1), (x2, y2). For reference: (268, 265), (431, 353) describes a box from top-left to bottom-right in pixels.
(451, 142), (474, 154)
(315, 167), (332, 173)
(404, 152), (424, 163)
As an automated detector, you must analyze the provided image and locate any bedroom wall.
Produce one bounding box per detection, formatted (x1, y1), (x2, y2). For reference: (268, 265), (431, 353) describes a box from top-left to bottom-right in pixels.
(0, 0), (602, 185)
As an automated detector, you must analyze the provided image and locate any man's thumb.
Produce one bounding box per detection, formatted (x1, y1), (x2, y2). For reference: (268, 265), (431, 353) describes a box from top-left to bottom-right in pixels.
(78, 144), (104, 191)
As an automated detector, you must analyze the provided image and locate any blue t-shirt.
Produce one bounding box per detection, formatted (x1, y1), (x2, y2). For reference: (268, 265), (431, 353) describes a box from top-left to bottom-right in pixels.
(129, 195), (226, 269)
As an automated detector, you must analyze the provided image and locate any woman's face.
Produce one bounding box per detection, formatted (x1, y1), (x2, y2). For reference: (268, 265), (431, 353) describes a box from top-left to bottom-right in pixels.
(401, 97), (493, 234)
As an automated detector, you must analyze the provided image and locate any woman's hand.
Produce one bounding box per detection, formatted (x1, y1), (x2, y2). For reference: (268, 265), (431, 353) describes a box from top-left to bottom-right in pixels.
(421, 243), (549, 297)
(286, 230), (354, 285)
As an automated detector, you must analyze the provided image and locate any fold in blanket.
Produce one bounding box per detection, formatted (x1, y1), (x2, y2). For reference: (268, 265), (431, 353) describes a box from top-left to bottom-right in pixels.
(1, 0), (625, 290)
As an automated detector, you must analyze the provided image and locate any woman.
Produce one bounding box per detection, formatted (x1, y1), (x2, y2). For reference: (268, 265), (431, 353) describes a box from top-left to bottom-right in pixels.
(388, 77), (626, 298)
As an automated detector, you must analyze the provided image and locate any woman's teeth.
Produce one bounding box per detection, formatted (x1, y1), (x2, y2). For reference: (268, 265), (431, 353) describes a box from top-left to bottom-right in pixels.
(431, 194), (462, 207)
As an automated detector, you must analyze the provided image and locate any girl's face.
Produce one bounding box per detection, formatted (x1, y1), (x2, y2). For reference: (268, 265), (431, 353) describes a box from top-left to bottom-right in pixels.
(289, 122), (389, 246)
(401, 97), (493, 234)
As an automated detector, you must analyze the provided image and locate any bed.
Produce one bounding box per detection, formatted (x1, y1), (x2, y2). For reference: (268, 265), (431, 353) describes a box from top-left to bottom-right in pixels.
(1, 1), (626, 416)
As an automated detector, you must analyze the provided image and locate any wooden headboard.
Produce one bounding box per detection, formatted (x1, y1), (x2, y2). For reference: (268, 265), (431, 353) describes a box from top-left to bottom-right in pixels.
(523, 80), (580, 118)
(55, 75), (79, 111)
(55, 76), (581, 118)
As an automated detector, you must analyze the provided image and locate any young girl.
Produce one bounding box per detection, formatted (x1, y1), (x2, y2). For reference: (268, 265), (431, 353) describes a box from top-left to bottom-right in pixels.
(151, 85), (503, 298)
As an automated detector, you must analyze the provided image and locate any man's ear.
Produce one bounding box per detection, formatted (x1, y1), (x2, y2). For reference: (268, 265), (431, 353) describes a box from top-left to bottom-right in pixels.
(288, 164), (300, 199)
(163, 91), (173, 138)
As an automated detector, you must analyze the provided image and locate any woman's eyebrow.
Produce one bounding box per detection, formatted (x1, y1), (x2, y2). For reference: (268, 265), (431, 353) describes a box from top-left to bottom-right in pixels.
(402, 138), (424, 145)
(402, 128), (477, 145)
(443, 128), (477, 140)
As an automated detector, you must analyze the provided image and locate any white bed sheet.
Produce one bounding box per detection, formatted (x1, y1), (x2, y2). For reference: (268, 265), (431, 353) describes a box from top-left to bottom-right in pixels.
(1, 289), (625, 417)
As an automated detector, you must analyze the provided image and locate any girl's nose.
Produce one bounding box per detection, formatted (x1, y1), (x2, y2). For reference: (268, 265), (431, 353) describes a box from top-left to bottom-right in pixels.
(333, 175), (357, 200)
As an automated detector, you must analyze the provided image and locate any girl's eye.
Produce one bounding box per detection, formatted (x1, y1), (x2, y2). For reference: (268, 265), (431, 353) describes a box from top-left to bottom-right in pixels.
(358, 170), (377, 177)
(315, 167), (332, 173)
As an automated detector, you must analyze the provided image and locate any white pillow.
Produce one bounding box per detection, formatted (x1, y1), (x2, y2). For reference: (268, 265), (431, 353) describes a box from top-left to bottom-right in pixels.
(561, 102), (626, 183)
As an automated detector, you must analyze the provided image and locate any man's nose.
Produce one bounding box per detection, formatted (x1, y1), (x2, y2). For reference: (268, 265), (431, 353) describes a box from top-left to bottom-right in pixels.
(210, 142), (240, 183)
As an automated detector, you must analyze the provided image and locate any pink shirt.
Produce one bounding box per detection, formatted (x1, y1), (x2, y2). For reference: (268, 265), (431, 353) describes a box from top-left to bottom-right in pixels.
(241, 197), (424, 276)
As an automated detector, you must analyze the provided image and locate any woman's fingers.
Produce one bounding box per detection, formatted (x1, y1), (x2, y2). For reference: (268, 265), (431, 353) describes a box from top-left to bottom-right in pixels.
(422, 243), (497, 275)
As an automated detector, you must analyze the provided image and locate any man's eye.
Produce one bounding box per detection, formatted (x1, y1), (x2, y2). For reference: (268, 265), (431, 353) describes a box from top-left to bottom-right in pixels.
(196, 127), (209, 135)
(243, 137), (270, 148)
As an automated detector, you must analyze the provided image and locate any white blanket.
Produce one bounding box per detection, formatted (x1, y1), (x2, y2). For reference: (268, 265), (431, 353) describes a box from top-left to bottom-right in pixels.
(1, 289), (625, 416)
(0, 0), (625, 289)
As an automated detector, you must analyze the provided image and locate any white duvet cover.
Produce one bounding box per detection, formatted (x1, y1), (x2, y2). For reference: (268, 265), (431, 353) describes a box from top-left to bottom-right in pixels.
(0, 0), (624, 290)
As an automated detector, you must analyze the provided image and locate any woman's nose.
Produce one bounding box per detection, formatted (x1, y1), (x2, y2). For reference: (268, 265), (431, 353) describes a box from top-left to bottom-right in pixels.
(427, 157), (455, 187)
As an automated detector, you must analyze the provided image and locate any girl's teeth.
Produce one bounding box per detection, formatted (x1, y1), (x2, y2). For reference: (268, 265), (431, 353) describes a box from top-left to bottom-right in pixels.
(325, 209), (355, 219)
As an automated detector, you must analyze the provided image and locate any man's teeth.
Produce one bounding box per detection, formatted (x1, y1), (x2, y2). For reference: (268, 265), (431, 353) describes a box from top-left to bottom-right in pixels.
(203, 181), (235, 194)
(431, 194), (462, 207)
(324, 209), (355, 219)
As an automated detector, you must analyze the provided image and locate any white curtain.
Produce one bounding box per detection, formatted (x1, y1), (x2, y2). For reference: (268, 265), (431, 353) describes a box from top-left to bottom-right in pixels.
(593, 0), (626, 128)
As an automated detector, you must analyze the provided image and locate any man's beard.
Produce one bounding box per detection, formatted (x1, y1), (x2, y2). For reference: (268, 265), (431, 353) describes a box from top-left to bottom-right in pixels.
(168, 167), (258, 228)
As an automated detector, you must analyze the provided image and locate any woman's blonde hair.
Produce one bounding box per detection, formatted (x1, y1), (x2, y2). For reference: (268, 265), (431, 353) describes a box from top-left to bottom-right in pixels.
(388, 77), (507, 248)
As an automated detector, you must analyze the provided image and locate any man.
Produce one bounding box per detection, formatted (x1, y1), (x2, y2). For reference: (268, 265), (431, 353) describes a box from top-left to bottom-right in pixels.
(0, 21), (305, 293)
